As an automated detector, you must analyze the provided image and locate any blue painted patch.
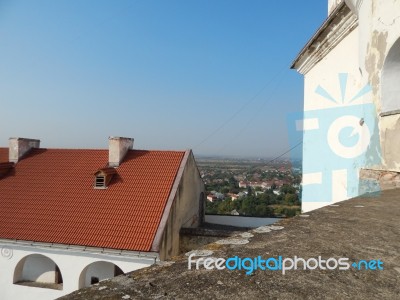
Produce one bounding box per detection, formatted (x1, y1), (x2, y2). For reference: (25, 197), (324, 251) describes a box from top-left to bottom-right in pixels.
(287, 73), (382, 203)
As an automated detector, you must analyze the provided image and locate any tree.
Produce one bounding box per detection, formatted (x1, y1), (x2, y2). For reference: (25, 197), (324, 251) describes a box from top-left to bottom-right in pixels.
(221, 187), (230, 194)
(284, 194), (297, 206)
(217, 199), (234, 214)
(240, 196), (256, 215)
(280, 184), (296, 194)
(283, 208), (298, 217)
(247, 186), (253, 196)
(254, 204), (273, 217)
(229, 187), (240, 194)
(205, 201), (218, 214)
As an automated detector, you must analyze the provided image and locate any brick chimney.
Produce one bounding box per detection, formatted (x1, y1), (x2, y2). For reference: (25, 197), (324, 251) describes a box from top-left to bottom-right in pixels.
(9, 137), (40, 163)
(108, 136), (134, 167)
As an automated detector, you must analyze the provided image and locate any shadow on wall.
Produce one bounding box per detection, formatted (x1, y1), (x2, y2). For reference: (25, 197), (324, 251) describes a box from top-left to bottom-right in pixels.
(78, 261), (124, 288)
(13, 254), (63, 290)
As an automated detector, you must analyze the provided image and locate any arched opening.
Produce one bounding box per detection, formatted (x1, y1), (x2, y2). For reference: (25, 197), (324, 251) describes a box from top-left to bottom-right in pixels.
(381, 37), (400, 116)
(79, 261), (124, 288)
(13, 254), (63, 290)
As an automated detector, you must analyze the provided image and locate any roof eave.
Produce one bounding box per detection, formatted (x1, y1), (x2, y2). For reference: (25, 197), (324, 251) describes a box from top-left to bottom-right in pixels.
(0, 238), (159, 260)
(290, 1), (351, 71)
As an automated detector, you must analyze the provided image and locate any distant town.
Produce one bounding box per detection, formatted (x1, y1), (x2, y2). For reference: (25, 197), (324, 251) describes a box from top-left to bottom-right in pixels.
(196, 157), (302, 218)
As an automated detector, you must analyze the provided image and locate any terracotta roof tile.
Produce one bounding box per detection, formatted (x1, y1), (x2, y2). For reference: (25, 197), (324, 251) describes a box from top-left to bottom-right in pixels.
(0, 147), (185, 252)
(0, 148), (8, 163)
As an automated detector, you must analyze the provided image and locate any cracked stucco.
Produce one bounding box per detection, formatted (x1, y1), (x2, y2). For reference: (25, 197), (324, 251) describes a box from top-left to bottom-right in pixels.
(365, 30), (387, 99)
(361, 0), (400, 171)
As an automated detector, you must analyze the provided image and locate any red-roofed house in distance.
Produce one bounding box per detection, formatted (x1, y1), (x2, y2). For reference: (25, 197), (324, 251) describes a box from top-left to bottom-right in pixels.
(0, 137), (205, 300)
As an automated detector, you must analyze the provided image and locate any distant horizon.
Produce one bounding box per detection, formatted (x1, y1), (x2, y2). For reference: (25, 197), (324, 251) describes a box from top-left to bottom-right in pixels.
(194, 153), (302, 161)
(0, 137), (302, 161)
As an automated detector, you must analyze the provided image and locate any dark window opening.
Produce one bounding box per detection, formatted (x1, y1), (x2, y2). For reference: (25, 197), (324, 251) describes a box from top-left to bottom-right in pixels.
(13, 254), (64, 290)
(114, 265), (124, 276)
(91, 277), (99, 285)
(55, 265), (63, 284)
(95, 176), (105, 188)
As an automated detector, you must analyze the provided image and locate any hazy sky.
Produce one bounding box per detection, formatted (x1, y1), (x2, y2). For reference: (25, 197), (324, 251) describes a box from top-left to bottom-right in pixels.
(0, 0), (326, 158)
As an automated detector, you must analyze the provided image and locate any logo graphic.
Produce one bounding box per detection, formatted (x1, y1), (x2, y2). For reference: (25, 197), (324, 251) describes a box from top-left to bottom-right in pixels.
(1, 246), (13, 259)
(188, 254), (384, 275)
(288, 73), (382, 204)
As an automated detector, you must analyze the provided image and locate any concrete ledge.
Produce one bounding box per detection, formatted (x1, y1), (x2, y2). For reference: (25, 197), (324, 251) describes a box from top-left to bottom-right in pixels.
(360, 168), (400, 190)
(59, 189), (400, 300)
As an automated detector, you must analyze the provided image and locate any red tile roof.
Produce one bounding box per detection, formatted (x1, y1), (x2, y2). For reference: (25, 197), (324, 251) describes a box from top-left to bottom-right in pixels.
(0, 148), (185, 252)
(0, 149), (8, 162)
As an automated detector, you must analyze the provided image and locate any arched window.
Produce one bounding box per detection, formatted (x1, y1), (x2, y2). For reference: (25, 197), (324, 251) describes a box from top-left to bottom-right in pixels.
(14, 254), (63, 290)
(79, 261), (124, 288)
(381, 37), (400, 116)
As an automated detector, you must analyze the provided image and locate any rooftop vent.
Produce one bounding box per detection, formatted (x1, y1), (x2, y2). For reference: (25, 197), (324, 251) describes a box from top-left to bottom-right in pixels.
(94, 167), (117, 189)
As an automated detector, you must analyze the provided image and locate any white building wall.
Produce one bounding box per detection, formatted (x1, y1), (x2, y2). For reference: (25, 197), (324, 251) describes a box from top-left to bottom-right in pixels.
(353, 0), (400, 171)
(299, 0), (400, 212)
(328, 0), (342, 15)
(21, 254), (57, 283)
(293, 0), (400, 212)
(156, 152), (205, 260)
(0, 242), (157, 300)
(304, 29), (361, 111)
(82, 261), (116, 288)
(302, 27), (365, 212)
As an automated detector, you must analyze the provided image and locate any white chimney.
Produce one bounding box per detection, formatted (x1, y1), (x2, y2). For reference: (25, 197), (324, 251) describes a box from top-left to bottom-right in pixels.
(108, 136), (134, 167)
(9, 137), (40, 163)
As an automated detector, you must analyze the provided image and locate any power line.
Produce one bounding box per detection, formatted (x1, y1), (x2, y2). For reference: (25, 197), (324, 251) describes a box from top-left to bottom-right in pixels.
(266, 140), (303, 164)
(190, 64), (301, 166)
(192, 66), (287, 150)
(214, 68), (287, 153)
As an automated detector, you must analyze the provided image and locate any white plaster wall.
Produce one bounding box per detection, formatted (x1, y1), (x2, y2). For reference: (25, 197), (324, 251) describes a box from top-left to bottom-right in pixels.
(157, 152), (205, 260)
(328, 0), (343, 15)
(0, 243), (156, 300)
(302, 27), (363, 212)
(356, 0), (400, 171)
(301, 0), (400, 212)
(304, 28), (361, 112)
(82, 261), (116, 288)
(21, 254), (56, 283)
(291, 0), (400, 213)
(352, 0), (400, 86)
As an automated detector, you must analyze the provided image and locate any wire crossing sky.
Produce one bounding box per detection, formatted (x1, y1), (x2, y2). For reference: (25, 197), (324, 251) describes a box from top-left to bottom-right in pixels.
(0, 0), (326, 158)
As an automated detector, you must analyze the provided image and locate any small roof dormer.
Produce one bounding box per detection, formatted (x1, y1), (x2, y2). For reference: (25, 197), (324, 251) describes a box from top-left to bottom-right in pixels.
(94, 167), (117, 189)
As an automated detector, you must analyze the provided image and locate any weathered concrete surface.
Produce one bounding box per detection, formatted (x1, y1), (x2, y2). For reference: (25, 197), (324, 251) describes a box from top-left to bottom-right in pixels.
(60, 190), (400, 300)
(180, 223), (248, 254)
